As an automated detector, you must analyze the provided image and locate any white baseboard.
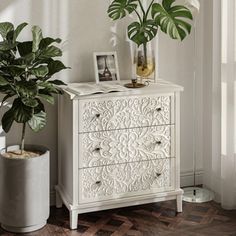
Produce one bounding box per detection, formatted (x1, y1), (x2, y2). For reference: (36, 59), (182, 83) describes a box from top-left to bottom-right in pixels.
(50, 170), (204, 206)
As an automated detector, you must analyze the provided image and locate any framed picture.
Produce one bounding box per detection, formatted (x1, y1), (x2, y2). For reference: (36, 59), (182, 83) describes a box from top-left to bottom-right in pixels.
(93, 51), (120, 83)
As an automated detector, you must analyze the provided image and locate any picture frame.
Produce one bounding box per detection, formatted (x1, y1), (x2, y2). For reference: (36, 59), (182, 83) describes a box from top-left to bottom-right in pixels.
(93, 51), (120, 83)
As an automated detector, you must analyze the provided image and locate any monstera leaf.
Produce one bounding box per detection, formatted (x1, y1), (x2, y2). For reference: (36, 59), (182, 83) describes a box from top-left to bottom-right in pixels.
(108, 0), (138, 20)
(152, 0), (193, 40)
(128, 20), (158, 46)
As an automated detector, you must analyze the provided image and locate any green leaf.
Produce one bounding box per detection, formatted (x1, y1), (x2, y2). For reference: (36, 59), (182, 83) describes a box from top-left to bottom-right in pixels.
(162, 0), (175, 10)
(38, 93), (54, 104)
(32, 25), (43, 52)
(6, 30), (14, 41)
(128, 20), (158, 46)
(0, 94), (14, 109)
(7, 65), (25, 76)
(0, 22), (14, 39)
(16, 80), (38, 97)
(39, 46), (62, 59)
(34, 99), (45, 113)
(49, 79), (66, 86)
(0, 75), (8, 86)
(47, 60), (68, 76)
(31, 65), (49, 77)
(17, 41), (33, 57)
(12, 98), (33, 123)
(0, 51), (13, 62)
(55, 87), (63, 95)
(38, 81), (65, 95)
(38, 82), (58, 93)
(21, 97), (39, 108)
(39, 37), (62, 49)
(38, 81), (53, 88)
(0, 41), (17, 51)
(13, 22), (28, 42)
(0, 84), (15, 95)
(28, 111), (46, 132)
(1, 107), (15, 133)
(15, 52), (35, 65)
(152, 1), (193, 41)
(108, 0), (138, 20)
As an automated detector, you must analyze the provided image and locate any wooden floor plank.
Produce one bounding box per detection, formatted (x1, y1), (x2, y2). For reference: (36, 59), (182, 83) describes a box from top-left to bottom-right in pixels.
(1, 200), (236, 236)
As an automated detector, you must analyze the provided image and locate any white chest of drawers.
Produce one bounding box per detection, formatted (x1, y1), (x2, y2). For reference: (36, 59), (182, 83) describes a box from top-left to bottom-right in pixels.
(55, 80), (184, 229)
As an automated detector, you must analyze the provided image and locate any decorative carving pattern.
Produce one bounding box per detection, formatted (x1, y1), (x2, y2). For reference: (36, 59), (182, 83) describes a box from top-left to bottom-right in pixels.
(80, 95), (171, 133)
(80, 129), (129, 168)
(80, 126), (173, 168)
(128, 125), (172, 163)
(79, 159), (171, 203)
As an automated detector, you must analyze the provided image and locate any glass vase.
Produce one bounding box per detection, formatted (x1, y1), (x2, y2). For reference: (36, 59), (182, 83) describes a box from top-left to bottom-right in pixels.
(134, 42), (155, 85)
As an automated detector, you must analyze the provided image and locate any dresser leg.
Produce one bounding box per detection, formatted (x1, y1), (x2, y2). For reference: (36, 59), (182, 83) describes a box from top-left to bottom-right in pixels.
(70, 210), (78, 229)
(176, 195), (183, 213)
(55, 189), (63, 208)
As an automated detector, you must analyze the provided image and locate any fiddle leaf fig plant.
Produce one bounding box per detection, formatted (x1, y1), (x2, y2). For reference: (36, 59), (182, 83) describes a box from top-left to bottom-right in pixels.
(108, 0), (193, 68)
(0, 22), (69, 152)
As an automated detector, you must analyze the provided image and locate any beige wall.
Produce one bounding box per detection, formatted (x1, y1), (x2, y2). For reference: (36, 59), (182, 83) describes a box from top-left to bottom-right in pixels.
(0, 0), (205, 194)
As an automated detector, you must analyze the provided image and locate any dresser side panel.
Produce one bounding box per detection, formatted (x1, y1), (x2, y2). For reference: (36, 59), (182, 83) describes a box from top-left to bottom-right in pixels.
(58, 94), (75, 204)
(174, 92), (181, 189)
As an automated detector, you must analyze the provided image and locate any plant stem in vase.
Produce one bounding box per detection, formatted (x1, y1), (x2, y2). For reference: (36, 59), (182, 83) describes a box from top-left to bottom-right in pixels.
(136, 43), (155, 83)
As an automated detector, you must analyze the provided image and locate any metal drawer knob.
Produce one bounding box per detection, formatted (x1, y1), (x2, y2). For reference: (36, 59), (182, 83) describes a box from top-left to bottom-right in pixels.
(94, 147), (101, 152)
(95, 114), (100, 118)
(156, 107), (162, 112)
(95, 181), (102, 185)
(155, 173), (162, 178)
(156, 141), (162, 145)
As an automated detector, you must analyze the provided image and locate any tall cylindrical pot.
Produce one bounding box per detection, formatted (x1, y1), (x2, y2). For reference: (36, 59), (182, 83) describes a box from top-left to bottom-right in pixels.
(0, 145), (49, 233)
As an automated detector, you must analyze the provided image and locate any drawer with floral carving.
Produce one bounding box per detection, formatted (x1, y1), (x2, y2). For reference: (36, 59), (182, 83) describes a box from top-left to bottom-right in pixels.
(78, 158), (174, 204)
(79, 125), (174, 168)
(78, 95), (174, 133)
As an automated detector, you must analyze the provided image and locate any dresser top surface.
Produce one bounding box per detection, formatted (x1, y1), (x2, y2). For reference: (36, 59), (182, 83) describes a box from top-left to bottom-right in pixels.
(65, 79), (184, 100)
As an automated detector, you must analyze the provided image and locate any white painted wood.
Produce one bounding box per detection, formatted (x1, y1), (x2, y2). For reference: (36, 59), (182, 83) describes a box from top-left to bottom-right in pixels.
(78, 159), (174, 204)
(78, 94), (173, 133)
(72, 99), (79, 206)
(56, 80), (183, 229)
(79, 125), (174, 168)
(69, 210), (78, 230)
(176, 194), (183, 213)
(175, 92), (181, 190)
(58, 187), (183, 214)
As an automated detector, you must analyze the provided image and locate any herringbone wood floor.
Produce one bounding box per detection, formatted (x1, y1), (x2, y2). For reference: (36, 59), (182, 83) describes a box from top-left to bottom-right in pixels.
(1, 200), (236, 236)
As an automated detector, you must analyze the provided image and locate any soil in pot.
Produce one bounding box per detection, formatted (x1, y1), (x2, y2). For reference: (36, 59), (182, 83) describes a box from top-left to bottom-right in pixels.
(2, 150), (43, 159)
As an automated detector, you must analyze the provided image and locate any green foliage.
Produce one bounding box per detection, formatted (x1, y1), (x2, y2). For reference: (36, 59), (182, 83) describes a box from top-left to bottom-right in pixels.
(0, 22), (68, 141)
(152, 2), (193, 40)
(108, 0), (193, 46)
(128, 20), (158, 46)
(108, 0), (138, 20)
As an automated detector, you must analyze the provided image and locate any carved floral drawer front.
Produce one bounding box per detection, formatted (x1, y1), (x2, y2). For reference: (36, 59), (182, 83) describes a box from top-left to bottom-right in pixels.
(78, 159), (173, 204)
(78, 95), (173, 133)
(79, 125), (174, 168)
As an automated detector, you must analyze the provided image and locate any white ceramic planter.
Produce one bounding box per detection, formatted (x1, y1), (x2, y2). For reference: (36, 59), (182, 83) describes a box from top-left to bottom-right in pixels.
(0, 145), (49, 233)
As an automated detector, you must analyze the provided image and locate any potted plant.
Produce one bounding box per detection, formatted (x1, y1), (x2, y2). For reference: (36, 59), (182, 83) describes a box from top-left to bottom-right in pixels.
(107, 0), (194, 83)
(0, 22), (68, 233)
